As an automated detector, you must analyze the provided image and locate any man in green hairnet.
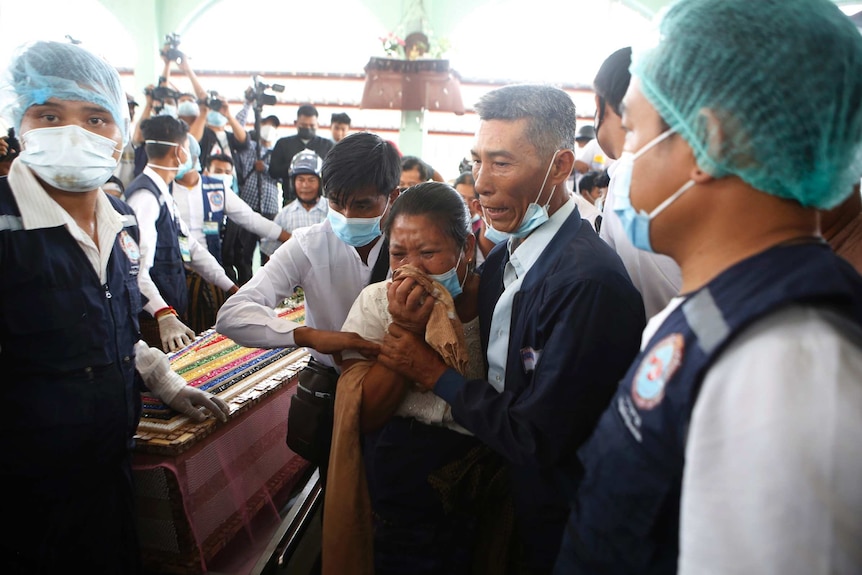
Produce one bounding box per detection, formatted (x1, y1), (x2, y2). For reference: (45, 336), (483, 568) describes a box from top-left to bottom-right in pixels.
(555, 0), (862, 573)
(0, 41), (230, 574)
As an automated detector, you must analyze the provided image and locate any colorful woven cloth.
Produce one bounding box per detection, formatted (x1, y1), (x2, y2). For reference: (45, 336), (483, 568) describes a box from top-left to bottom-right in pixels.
(136, 303), (308, 455)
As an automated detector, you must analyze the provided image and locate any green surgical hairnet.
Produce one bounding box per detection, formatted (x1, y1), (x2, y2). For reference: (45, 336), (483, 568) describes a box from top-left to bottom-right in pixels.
(631, 0), (862, 209)
(3, 41), (130, 146)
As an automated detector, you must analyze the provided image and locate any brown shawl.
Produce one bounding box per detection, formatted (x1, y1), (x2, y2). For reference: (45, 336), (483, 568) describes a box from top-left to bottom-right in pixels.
(322, 265), (468, 575)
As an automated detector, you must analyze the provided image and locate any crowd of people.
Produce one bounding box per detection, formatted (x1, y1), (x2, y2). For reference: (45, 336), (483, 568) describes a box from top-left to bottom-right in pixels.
(1, 0), (862, 573)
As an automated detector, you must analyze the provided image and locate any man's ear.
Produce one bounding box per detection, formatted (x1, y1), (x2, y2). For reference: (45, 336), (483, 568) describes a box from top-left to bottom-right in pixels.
(551, 149), (576, 185)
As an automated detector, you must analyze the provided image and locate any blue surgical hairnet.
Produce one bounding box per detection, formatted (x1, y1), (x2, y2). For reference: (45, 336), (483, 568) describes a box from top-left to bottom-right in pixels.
(3, 41), (130, 146)
(631, 0), (862, 209)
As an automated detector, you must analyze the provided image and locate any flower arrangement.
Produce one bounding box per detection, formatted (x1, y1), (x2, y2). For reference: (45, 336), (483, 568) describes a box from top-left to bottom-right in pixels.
(380, 32), (406, 58)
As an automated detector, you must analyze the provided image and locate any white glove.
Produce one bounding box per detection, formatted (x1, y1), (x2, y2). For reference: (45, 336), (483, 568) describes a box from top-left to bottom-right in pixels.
(165, 385), (230, 423)
(135, 341), (230, 423)
(157, 313), (196, 352)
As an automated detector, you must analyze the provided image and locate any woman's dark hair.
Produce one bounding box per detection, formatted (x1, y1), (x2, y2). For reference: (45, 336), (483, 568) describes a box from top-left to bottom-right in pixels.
(383, 182), (470, 248)
(322, 132), (401, 205)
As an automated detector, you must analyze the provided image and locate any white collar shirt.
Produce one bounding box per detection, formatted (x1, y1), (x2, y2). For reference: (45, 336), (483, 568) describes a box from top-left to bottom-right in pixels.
(486, 196), (576, 392)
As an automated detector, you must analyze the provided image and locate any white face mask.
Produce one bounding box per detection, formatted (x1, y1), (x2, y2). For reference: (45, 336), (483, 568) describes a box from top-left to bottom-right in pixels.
(144, 140), (188, 172)
(259, 125), (278, 144)
(19, 125), (120, 192)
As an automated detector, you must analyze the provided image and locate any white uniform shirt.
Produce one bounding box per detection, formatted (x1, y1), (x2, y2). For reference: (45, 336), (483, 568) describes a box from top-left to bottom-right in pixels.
(171, 177), (283, 247)
(486, 197), (575, 391)
(126, 166), (235, 315)
(5, 160), (186, 398)
(640, 297), (862, 574)
(215, 219), (385, 368)
(600, 161), (682, 319)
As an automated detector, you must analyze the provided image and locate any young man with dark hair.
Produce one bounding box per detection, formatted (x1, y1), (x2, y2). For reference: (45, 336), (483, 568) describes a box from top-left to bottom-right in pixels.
(330, 112), (351, 143)
(586, 45), (682, 319)
(269, 103), (335, 205)
(217, 131), (397, 368)
(126, 116), (238, 352)
(0, 40), (228, 575)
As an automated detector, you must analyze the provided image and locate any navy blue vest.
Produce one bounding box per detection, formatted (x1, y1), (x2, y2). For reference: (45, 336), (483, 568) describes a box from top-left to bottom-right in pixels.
(0, 177), (144, 477)
(568, 242), (862, 574)
(199, 175), (226, 262)
(126, 173), (188, 316)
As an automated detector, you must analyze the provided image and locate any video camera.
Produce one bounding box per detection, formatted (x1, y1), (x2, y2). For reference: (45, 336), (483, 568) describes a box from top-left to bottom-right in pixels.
(145, 85), (181, 103)
(162, 33), (183, 62)
(206, 91), (226, 111)
(250, 75), (285, 108)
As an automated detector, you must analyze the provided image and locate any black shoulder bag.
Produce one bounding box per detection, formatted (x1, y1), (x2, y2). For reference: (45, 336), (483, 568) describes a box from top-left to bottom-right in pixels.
(286, 240), (390, 466)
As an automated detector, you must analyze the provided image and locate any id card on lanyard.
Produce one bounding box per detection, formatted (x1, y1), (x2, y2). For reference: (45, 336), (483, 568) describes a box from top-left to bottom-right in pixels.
(178, 235), (192, 262)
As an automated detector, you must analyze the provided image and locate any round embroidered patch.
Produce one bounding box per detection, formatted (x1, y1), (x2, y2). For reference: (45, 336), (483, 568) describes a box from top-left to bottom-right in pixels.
(631, 333), (684, 410)
(207, 191), (225, 210)
(119, 230), (140, 262)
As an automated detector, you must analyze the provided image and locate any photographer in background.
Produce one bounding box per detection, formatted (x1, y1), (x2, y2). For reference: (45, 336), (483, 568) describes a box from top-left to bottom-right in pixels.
(223, 85), (283, 282)
(0, 123), (20, 177)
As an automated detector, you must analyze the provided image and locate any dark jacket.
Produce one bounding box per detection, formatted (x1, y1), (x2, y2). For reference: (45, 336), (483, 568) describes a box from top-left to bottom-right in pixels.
(564, 242), (862, 575)
(435, 206), (646, 570)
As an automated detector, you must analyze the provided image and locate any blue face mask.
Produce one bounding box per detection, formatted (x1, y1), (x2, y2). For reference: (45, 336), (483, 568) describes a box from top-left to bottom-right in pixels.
(482, 219), (510, 245)
(178, 101), (199, 118)
(207, 110), (228, 127)
(428, 251), (466, 299)
(613, 129), (695, 252)
(327, 197), (389, 247)
(510, 150), (559, 238)
(175, 148), (195, 179)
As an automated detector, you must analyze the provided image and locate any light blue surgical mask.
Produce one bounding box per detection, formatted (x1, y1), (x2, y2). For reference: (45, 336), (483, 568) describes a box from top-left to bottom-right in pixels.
(327, 197), (390, 247)
(178, 101), (199, 118)
(613, 129), (696, 252)
(482, 217), (510, 245)
(509, 150), (560, 239)
(428, 251), (466, 299)
(207, 110), (228, 127)
(175, 147), (195, 179)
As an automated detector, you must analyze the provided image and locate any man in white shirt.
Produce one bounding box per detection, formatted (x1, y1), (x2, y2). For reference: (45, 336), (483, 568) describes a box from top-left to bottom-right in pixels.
(559, 1), (862, 573)
(216, 131), (395, 369)
(593, 46), (682, 319)
(171, 141), (288, 333)
(125, 116), (238, 352)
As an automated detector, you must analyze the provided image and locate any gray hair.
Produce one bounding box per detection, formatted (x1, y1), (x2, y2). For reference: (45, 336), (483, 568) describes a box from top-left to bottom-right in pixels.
(474, 84), (576, 157)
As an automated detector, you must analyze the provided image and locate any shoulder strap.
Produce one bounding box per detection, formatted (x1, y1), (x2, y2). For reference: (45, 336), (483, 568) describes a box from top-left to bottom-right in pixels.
(369, 238), (389, 285)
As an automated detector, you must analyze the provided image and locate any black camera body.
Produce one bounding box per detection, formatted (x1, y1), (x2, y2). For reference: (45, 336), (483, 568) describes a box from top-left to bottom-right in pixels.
(163, 33), (183, 62)
(145, 85), (181, 103)
(206, 91), (225, 111)
(250, 75), (284, 108)
(0, 128), (19, 163)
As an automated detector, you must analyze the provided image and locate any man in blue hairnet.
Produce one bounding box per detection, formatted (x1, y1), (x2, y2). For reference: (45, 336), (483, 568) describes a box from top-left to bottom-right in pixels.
(0, 41), (230, 574)
(555, 1), (862, 574)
